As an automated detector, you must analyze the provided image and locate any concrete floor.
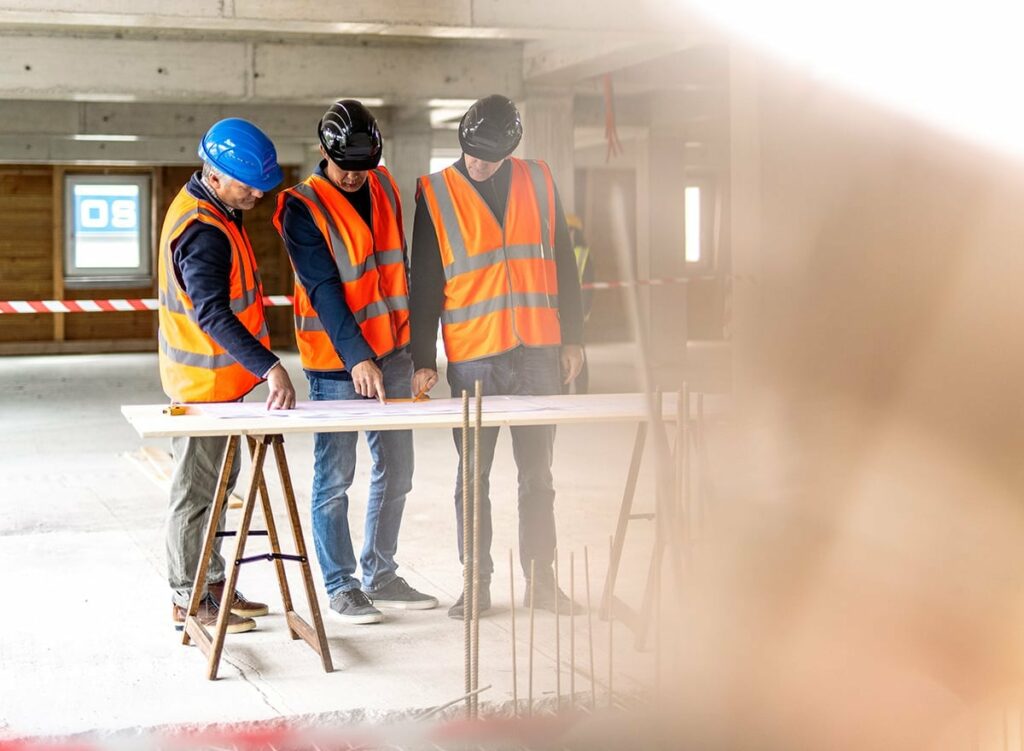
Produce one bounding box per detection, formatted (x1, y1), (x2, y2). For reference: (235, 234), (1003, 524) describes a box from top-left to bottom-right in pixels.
(0, 344), (707, 740)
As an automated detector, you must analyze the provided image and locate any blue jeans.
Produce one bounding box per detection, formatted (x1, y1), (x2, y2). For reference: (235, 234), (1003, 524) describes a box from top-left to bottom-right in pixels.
(308, 349), (414, 596)
(447, 345), (562, 583)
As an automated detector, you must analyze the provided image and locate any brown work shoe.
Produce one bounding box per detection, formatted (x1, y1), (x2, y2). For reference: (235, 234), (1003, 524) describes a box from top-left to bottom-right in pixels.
(208, 581), (269, 618)
(172, 593), (257, 634)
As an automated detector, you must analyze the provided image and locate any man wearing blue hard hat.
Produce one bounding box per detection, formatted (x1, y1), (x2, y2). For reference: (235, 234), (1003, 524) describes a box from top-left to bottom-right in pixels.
(157, 117), (296, 635)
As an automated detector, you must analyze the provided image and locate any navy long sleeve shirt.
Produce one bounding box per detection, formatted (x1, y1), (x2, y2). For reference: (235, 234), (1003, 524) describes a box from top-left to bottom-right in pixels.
(409, 157), (583, 372)
(170, 172), (278, 378)
(277, 161), (379, 380)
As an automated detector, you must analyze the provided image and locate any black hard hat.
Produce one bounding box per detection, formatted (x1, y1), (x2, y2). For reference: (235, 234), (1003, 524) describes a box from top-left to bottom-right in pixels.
(318, 99), (383, 171)
(458, 95), (522, 162)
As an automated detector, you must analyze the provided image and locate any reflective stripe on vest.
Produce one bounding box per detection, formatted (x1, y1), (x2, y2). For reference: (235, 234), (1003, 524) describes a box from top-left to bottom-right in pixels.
(275, 167), (410, 371)
(574, 244), (591, 283)
(294, 296), (408, 331)
(158, 320), (270, 369)
(157, 185), (269, 403)
(419, 158), (561, 363)
(439, 291), (558, 325)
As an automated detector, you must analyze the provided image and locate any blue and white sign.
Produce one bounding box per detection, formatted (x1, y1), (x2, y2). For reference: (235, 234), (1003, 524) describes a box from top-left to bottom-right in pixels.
(72, 184), (141, 268)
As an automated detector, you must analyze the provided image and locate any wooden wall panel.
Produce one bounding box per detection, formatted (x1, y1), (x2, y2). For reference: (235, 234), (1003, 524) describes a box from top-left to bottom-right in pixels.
(0, 168), (53, 343)
(0, 164), (298, 352)
(64, 282), (157, 341)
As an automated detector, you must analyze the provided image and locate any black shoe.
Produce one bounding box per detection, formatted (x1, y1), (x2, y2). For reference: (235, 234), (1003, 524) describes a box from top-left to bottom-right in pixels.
(329, 588), (383, 624)
(447, 582), (491, 620)
(525, 579), (585, 615)
(369, 576), (439, 610)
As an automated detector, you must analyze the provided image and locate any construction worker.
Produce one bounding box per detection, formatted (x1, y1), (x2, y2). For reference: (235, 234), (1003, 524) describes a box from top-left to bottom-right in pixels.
(566, 213), (594, 394)
(274, 100), (438, 624)
(409, 94), (585, 618)
(159, 118), (296, 634)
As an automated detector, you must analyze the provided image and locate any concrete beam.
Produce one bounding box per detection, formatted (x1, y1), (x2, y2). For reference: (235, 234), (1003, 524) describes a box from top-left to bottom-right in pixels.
(0, 0), (697, 39)
(0, 134), (309, 165)
(0, 35), (249, 101)
(253, 40), (523, 103)
(0, 34), (523, 104)
(0, 100), (336, 138)
(524, 38), (689, 85)
(610, 44), (730, 95)
(81, 102), (337, 140)
(0, 100), (473, 166)
(431, 128), (461, 152)
(471, 0), (697, 35)
(573, 93), (651, 130)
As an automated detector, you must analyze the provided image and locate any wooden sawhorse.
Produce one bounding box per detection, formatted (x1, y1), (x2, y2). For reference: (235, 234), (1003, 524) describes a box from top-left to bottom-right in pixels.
(181, 433), (333, 680)
(601, 388), (708, 650)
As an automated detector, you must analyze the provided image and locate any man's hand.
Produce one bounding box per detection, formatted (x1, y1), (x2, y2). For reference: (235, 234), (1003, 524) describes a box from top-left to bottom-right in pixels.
(412, 368), (439, 398)
(351, 359), (386, 403)
(560, 344), (584, 385)
(265, 362), (296, 410)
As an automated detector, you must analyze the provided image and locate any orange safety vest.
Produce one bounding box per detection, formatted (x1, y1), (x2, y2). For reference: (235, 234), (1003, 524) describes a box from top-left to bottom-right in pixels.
(417, 157), (561, 364)
(157, 186), (270, 403)
(274, 167), (410, 372)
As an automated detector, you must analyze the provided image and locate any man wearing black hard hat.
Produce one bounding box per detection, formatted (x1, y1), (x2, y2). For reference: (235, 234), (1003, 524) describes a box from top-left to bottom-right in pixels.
(274, 100), (437, 624)
(409, 94), (585, 618)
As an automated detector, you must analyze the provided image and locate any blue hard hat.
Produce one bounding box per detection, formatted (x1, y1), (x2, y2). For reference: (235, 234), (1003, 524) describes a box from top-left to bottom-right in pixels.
(198, 118), (283, 192)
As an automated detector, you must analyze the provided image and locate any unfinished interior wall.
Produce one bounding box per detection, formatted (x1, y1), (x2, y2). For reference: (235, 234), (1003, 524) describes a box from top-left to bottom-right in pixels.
(0, 164), (298, 354)
(0, 167), (51, 344)
(684, 54), (1024, 750)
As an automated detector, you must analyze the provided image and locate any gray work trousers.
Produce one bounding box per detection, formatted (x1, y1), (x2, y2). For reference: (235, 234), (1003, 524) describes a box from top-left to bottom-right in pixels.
(165, 434), (241, 607)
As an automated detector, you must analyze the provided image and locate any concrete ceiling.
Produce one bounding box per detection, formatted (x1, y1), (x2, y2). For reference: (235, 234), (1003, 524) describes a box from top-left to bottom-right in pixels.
(0, 0), (717, 164)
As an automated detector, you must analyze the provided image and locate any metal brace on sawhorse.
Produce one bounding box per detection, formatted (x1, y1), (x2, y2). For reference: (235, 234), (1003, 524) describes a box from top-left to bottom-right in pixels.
(181, 433), (333, 680)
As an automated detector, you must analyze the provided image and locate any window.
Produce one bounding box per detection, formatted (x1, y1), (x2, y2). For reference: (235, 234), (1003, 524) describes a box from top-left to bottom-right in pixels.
(64, 174), (152, 287)
(684, 185), (703, 263)
(683, 177), (716, 269)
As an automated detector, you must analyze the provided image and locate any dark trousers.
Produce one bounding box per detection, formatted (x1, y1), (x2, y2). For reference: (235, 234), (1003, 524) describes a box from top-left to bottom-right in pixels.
(447, 346), (562, 582)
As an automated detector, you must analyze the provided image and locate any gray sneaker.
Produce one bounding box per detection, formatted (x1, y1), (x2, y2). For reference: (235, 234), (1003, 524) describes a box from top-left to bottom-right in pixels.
(447, 582), (491, 620)
(329, 588), (383, 624)
(369, 577), (439, 610)
(525, 579), (585, 615)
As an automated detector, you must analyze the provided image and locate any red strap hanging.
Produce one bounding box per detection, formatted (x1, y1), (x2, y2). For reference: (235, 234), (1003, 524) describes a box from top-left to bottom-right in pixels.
(603, 73), (623, 162)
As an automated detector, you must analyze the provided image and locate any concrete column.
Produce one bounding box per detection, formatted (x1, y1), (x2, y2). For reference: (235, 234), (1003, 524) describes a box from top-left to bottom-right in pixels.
(727, 45), (763, 406)
(635, 125), (689, 380)
(383, 107), (432, 242)
(519, 86), (576, 213)
(299, 142), (320, 181)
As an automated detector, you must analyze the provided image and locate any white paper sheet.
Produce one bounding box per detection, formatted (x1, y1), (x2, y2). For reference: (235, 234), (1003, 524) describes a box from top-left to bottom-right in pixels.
(195, 395), (560, 421)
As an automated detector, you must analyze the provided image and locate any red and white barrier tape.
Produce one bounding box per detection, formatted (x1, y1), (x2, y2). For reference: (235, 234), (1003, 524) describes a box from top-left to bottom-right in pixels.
(0, 298), (159, 314)
(0, 280), (710, 314)
(0, 295), (295, 314)
(585, 276), (698, 290)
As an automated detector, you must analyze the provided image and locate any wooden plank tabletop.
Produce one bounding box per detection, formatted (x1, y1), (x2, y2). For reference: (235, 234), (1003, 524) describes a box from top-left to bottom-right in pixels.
(121, 392), (682, 439)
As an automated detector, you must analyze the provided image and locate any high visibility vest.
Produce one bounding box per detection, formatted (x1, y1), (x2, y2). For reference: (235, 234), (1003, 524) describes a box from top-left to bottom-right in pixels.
(157, 186), (270, 403)
(417, 158), (561, 364)
(573, 244), (591, 284)
(274, 167), (409, 372)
